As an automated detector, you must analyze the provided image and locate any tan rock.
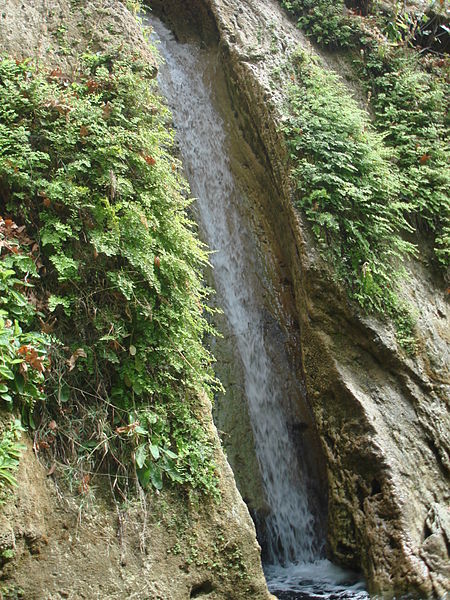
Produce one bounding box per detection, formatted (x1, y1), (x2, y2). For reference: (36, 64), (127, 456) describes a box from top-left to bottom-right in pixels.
(149, 0), (449, 596)
(0, 1), (272, 598)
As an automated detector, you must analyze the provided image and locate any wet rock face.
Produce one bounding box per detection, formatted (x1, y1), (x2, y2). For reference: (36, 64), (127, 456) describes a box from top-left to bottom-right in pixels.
(211, 312), (268, 517)
(149, 0), (449, 597)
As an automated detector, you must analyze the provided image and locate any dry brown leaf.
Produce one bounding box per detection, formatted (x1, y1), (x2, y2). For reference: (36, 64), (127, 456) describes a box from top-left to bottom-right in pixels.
(68, 348), (87, 371)
(47, 463), (56, 477)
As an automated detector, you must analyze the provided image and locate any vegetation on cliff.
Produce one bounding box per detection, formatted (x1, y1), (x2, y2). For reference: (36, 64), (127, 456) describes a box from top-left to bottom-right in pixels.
(279, 51), (417, 349)
(279, 0), (449, 348)
(0, 51), (219, 499)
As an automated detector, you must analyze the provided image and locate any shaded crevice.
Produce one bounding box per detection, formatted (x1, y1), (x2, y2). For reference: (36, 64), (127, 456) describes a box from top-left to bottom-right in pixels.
(190, 581), (214, 598)
(425, 436), (449, 477)
(344, 0), (372, 17)
(148, 0), (329, 564)
(370, 478), (381, 496)
(147, 0), (219, 45)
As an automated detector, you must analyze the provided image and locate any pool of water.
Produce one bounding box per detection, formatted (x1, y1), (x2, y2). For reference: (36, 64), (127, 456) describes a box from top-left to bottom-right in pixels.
(265, 560), (369, 599)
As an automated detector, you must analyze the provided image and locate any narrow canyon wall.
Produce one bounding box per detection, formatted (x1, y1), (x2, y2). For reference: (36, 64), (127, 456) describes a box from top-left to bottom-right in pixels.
(0, 2), (272, 599)
(0, 404), (271, 600)
(151, 0), (450, 597)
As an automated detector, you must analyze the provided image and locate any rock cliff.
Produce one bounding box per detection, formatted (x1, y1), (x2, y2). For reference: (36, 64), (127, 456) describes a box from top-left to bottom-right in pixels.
(0, 0), (448, 598)
(0, 1), (271, 599)
(0, 403), (271, 599)
(150, 0), (449, 597)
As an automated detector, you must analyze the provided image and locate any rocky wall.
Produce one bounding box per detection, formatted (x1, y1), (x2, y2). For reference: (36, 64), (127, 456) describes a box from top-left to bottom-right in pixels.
(149, 0), (450, 597)
(0, 2), (273, 598)
(0, 404), (272, 600)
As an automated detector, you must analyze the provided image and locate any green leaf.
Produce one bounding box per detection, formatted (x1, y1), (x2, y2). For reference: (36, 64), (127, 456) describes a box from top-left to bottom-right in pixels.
(135, 444), (147, 469)
(0, 366), (14, 380)
(162, 447), (178, 459)
(137, 465), (151, 489)
(58, 385), (70, 403)
(164, 462), (184, 483)
(149, 443), (160, 460)
(14, 374), (24, 394)
(149, 463), (163, 490)
(48, 295), (72, 315)
(0, 469), (17, 487)
(134, 425), (148, 436)
(146, 412), (158, 425)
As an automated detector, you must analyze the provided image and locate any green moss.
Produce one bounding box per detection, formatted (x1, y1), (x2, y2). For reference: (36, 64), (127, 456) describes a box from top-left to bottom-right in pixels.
(0, 583), (25, 600)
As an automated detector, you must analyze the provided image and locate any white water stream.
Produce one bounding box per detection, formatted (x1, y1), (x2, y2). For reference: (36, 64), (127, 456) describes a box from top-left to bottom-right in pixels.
(150, 16), (368, 599)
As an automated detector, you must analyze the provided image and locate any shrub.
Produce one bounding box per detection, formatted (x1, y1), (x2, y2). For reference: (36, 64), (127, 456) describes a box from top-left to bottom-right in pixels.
(0, 51), (220, 497)
(280, 0), (450, 269)
(280, 51), (417, 350)
(281, 0), (358, 47)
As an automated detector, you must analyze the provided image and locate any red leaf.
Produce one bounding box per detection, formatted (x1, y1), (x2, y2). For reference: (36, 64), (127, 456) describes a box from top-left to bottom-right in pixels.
(49, 68), (63, 79)
(87, 79), (99, 93)
(115, 422), (139, 434)
(79, 474), (90, 494)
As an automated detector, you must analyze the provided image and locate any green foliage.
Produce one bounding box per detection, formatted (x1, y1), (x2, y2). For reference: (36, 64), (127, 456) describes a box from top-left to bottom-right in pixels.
(281, 0), (358, 47)
(280, 51), (416, 350)
(131, 404), (217, 495)
(0, 418), (25, 493)
(279, 0), (450, 269)
(0, 51), (220, 497)
(359, 53), (450, 266)
(125, 0), (144, 15)
(0, 220), (50, 409)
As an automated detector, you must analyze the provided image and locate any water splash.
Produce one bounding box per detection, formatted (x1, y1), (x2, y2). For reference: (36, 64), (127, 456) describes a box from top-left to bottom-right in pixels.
(149, 16), (368, 598)
(265, 561), (368, 599)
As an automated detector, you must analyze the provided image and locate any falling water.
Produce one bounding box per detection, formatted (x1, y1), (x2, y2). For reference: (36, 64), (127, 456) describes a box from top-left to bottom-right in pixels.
(149, 16), (368, 599)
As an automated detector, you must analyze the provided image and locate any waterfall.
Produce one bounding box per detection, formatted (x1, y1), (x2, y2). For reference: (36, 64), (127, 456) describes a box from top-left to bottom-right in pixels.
(149, 16), (368, 599)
